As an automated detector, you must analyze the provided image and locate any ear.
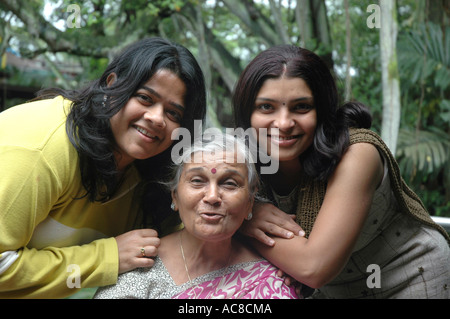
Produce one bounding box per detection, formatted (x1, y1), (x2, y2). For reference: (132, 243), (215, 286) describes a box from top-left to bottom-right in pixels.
(106, 73), (117, 87)
(171, 190), (178, 211)
(245, 195), (255, 220)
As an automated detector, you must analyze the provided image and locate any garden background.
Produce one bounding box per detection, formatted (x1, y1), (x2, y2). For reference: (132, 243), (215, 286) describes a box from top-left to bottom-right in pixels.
(0, 0), (449, 298)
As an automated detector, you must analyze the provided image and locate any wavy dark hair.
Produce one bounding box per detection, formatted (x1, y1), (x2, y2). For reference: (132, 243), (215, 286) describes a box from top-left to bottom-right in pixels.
(232, 45), (371, 181)
(36, 37), (206, 206)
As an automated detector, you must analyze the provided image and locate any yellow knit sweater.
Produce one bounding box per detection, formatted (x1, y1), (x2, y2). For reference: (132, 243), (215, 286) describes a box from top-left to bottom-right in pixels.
(0, 97), (141, 298)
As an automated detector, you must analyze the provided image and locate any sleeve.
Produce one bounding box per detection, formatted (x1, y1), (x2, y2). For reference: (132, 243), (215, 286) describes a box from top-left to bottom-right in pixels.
(0, 238), (119, 299)
(0, 146), (119, 298)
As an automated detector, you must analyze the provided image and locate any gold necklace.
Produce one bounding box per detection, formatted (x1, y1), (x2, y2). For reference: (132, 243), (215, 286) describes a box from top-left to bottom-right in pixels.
(179, 231), (194, 283)
(179, 231), (233, 298)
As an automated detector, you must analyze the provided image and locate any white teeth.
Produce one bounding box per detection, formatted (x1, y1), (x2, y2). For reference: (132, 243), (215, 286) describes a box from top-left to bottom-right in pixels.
(271, 136), (297, 141)
(135, 126), (157, 139)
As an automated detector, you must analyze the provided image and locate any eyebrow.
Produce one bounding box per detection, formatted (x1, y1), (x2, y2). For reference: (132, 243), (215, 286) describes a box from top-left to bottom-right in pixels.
(256, 96), (314, 104)
(185, 166), (246, 179)
(140, 86), (185, 111)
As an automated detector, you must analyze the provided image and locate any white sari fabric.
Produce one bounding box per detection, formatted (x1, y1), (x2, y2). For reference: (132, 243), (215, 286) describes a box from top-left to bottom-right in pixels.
(94, 258), (300, 299)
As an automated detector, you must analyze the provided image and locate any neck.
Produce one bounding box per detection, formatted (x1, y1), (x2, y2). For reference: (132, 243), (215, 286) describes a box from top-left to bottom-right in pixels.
(279, 158), (302, 175)
(179, 230), (233, 278)
(114, 150), (133, 171)
(268, 159), (302, 195)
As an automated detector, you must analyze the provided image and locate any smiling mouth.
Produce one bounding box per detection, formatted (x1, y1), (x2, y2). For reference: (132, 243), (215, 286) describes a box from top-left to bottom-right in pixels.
(269, 135), (302, 141)
(134, 125), (159, 140)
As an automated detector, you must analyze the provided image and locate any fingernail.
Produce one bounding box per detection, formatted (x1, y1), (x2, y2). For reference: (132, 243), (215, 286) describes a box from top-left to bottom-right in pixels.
(286, 231), (294, 238)
(299, 230), (305, 237)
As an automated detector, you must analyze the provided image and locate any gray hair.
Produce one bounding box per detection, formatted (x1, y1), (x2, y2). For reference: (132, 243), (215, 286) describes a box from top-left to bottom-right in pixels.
(166, 132), (260, 197)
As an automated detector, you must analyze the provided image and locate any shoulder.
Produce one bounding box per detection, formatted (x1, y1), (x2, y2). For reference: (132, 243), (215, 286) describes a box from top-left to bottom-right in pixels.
(94, 264), (157, 299)
(0, 96), (72, 150)
(0, 96), (77, 182)
(330, 141), (384, 194)
(348, 128), (386, 149)
(340, 140), (383, 174)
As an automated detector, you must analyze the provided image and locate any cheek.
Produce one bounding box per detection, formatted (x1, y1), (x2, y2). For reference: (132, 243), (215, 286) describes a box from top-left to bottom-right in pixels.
(165, 122), (181, 142)
(176, 191), (201, 216)
(302, 111), (318, 134)
(250, 113), (266, 129)
(109, 113), (122, 140)
(228, 195), (252, 217)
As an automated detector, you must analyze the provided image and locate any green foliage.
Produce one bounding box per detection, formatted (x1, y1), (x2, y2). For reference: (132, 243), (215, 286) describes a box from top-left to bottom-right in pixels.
(2, 0), (449, 216)
(398, 22), (450, 128)
(397, 127), (450, 178)
(414, 184), (450, 217)
(327, 0), (383, 131)
(395, 21), (450, 217)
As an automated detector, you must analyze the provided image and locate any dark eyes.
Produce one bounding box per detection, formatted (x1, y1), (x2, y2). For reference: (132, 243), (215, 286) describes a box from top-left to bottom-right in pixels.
(294, 104), (314, 111)
(189, 177), (204, 185)
(136, 93), (152, 104)
(223, 180), (239, 188)
(257, 104), (273, 111)
(189, 177), (240, 188)
(255, 103), (314, 113)
(165, 109), (182, 123)
(135, 93), (183, 123)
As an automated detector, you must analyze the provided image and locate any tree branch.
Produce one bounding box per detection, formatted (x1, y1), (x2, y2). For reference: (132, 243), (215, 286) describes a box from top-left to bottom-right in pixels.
(1, 0), (112, 58)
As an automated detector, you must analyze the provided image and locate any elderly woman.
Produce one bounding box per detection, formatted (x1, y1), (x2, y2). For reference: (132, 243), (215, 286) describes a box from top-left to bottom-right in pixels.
(94, 133), (299, 299)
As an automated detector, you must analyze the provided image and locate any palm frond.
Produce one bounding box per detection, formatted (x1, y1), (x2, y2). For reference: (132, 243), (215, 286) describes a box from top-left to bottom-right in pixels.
(396, 127), (450, 179)
(398, 22), (450, 90)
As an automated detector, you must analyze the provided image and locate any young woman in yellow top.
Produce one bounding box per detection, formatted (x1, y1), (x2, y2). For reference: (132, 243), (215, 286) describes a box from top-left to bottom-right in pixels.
(0, 37), (206, 298)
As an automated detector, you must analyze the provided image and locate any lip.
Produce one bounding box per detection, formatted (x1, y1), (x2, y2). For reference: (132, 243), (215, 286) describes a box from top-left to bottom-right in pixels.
(268, 134), (302, 147)
(199, 212), (225, 222)
(133, 125), (160, 141)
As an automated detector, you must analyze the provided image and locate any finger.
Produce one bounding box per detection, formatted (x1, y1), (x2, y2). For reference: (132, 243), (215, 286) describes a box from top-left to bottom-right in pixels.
(276, 269), (285, 277)
(140, 245), (158, 257)
(265, 223), (296, 239)
(277, 216), (305, 237)
(253, 229), (275, 246)
(119, 257), (155, 274)
(262, 210), (304, 237)
(284, 276), (292, 286)
(138, 228), (159, 238)
(138, 258), (155, 268)
(143, 236), (161, 248)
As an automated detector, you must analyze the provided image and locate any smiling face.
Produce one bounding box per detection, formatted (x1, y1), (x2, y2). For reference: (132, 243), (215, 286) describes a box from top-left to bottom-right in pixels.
(172, 151), (253, 242)
(250, 76), (317, 165)
(110, 69), (186, 170)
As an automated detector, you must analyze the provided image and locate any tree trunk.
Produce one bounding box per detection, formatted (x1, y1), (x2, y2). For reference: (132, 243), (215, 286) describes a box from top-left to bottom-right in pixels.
(295, 0), (313, 47)
(221, 0), (281, 46)
(295, 0), (333, 68)
(344, 0), (352, 101)
(269, 0), (290, 44)
(379, 0), (401, 155)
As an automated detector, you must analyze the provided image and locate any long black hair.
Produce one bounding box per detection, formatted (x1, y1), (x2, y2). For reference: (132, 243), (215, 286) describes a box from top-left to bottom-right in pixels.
(36, 37), (206, 204)
(232, 45), (371, 181)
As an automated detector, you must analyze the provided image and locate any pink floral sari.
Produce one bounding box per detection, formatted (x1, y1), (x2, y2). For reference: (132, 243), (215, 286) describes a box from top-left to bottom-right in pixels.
(172, 260), (299, 299)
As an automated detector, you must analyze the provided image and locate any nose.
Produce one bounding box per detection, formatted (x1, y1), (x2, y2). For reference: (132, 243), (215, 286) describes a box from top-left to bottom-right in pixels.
(203, 183), (222, 207)
(273, 108), (294, 131)
(144, 103), (166, 128)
